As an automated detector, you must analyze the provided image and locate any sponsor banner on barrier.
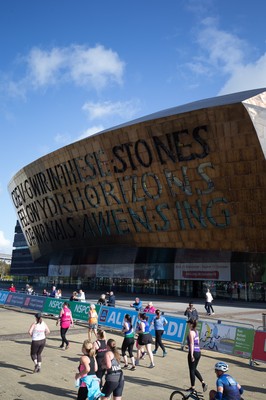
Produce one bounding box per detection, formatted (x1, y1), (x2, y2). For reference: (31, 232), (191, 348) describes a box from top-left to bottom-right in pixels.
(233, 327), (254, 358)
(69, 302), (101, 321)
(252, 330), (266, 363)
(0, 290), (9, 304)
(43, 298), (66, 315)
(98, 307), (138, 329)
(200, 321), (254, 358)
(5, 292), (26, 307)
(23, 295), (47, 311)
(98, 307), (187, 344)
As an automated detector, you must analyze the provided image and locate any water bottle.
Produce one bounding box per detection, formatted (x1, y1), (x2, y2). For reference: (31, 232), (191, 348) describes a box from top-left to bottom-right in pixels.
(75, 378), (80, 388)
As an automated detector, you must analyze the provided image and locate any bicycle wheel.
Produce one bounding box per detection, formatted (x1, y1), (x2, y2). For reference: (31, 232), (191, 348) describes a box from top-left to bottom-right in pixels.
(170, 390), (186, 400)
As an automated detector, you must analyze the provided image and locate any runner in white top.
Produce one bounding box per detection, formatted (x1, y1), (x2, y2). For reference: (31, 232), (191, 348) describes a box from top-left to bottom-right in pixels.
(28, 313), (50, 373)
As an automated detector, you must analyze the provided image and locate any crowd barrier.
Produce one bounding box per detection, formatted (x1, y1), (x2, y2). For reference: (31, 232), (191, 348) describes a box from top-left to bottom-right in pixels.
(0, 290), (264, 366)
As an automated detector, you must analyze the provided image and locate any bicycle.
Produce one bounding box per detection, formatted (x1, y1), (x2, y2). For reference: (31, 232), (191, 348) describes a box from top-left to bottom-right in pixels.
(170, 389), (205, 400)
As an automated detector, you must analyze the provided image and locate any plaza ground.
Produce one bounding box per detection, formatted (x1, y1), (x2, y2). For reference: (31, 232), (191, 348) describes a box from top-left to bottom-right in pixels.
(0, 294), (265, 400)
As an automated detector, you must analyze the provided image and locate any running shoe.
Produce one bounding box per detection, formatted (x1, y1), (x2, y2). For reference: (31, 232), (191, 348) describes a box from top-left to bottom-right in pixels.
(122, 365), (128, 369)
(65, 344), (70, 350)
(152, 350), (157, 354)
(130, 366), (136, 371)
(163, 351), (167, 357)
(135, 359), (139, 366)
(202, 383), (208, 392)
(140, 351), (146, 359)
(186, 388), (196, 393)
(148, 363), (155, 368)
(33, 364), (38, 373)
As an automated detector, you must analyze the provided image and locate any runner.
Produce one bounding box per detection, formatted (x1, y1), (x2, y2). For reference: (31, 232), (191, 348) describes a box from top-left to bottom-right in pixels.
(94, 329), (107, 387)
(75, 340), (102, 400)
(28, 313), (50, 373)
(88, 304), (98, 342)
(56, 301), (74, 349)
(101, 339), (124, 400)
(186, 318), (208, 393)
(151, 309), (168, 357)
(121, 314), (136, 370)
(135, 313), (154, 368)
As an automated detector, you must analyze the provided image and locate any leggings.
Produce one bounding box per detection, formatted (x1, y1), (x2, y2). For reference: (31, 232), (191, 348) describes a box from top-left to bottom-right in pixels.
(121, 337), (134, 357)
(154, 330), (165, 351)
(30, 339), (46, 362)
(187, 351), (203, 387)
(60, 327), (69, 346)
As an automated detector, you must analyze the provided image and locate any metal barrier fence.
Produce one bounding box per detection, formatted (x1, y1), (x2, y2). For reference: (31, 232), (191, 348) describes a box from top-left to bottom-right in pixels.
(0, 290), (261, 366)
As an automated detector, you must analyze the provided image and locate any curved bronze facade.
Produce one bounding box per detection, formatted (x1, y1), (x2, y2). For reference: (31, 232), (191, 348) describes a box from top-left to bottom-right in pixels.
(8, 89), (266, 268)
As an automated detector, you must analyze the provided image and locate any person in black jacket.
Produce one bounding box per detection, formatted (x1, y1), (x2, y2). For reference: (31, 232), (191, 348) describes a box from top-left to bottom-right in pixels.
(184, 302), (199, 321)
(107, 291), (116, 307)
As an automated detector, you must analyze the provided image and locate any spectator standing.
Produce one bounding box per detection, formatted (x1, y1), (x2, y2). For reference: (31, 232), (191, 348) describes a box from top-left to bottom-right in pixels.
(55, 289), (62, 299)
(42, 289), (49, 296)
(143, 302), (156, 313)
(107, 291), (116, 307)
(9, 283), (16, 292)
(130, 297), (143, 312)
(56, 302), (73, 349)
(205, 289), (215, 315)
(97, 294), (107, 306)
(50, 285), (57, 297)
(209, 362), (243, 400)
(77, 289), (86, 302)
(186, 318), (207, 393)
(70, 291), (78, 301)
(88, 304), (98, 342)
(184, 302), (199, 321)
(152, 309), (168, 357)
(28, 313), (50, 373)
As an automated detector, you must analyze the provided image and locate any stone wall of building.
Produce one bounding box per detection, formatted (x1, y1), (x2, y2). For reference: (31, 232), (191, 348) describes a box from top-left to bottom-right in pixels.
(8, 89), (266, 262)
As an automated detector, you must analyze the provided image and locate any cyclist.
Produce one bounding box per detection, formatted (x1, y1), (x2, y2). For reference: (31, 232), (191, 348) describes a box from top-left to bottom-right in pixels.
(209, 361), (244, 400)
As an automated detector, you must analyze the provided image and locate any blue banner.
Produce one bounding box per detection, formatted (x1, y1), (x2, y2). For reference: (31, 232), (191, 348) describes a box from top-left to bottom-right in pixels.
(98, 306), (187, 344)
(98, 306), (139, 330)
(5, 292), (26, 307)
(0, 290), (8, 304)
(23, 295), (47, 311)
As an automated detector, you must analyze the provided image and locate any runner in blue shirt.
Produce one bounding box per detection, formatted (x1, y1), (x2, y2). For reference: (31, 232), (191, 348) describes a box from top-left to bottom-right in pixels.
(209, 361), (243, 400)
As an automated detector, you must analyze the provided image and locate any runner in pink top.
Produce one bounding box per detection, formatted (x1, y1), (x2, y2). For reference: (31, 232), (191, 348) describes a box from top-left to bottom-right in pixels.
(57, 302), (74, 350)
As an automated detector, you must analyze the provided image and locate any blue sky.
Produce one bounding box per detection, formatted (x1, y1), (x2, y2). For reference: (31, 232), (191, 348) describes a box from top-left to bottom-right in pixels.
(0, 0), (266, 254)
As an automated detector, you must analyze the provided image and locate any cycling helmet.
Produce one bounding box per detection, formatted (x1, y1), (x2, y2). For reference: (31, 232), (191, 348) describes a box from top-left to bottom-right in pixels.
(215, 362), (228, 372)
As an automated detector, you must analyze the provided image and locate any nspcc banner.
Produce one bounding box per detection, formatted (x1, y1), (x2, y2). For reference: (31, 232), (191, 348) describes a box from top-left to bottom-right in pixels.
(69, 302), (101, 321)
(43, 298), (65, 315)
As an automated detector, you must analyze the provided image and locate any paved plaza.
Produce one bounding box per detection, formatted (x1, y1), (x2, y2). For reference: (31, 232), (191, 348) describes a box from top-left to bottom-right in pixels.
(0, 295), (265, 400)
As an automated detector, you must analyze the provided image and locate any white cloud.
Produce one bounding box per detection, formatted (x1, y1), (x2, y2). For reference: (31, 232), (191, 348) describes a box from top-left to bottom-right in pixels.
(82, 99), (140, 121)
(218, 53), (266, 95)
(185, 17), (266, 94)
(69, 45), (125, 89)
(4, 44), (125, 96)
(187, 18), (247, 77)
(78, 125), (105, 140)
(0, 231), (11, 252)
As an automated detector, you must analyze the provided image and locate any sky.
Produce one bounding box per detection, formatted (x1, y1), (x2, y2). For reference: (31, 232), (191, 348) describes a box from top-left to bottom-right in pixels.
(0, 0), (266, 255)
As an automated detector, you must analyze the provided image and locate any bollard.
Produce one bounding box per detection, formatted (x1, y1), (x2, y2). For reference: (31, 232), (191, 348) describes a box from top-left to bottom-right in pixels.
(262, 313), (266, 330)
